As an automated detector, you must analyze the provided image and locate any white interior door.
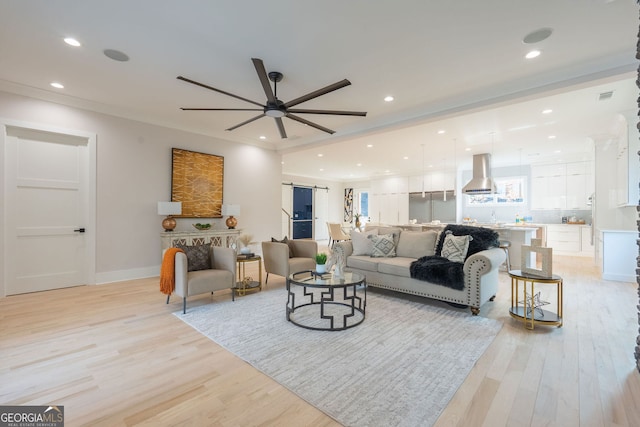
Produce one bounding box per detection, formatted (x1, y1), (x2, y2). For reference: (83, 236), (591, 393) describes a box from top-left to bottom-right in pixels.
(314, 188), (329, 241)
(4, 125), (94, 295)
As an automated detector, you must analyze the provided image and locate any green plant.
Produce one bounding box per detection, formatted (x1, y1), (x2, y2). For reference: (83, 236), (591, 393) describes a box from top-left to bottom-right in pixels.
(315, 253), (327, 265)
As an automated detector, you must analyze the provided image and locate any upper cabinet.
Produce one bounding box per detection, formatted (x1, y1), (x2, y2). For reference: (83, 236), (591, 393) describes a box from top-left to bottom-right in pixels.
(408, 171), (455, 193)
(616, 116), (640, 207)
(531, 161), (593, 210)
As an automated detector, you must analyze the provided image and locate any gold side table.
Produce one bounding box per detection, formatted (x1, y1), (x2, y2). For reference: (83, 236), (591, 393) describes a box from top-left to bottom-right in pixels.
(233, 255), (262, 297)
(508, 269), (563, 330)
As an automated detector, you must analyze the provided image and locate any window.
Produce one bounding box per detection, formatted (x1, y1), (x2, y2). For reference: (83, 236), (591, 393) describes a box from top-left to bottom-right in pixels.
(466, 176), (526, 206)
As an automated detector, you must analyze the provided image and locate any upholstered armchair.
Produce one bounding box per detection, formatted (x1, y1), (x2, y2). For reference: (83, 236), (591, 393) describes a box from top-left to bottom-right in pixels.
(164, 245), (237, 314)
(261, 239), (317, 284)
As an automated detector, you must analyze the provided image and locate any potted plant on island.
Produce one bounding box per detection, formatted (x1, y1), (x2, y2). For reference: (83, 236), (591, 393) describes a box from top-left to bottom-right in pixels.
(315, 253), (328, 274)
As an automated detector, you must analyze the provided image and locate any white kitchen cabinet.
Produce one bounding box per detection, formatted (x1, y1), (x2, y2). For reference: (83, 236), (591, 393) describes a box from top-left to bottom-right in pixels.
(531, 162), (593, 210)
(580, 225), (594, 255)
(370, 177), (409, 225)
(546, 224), (580, 253)
(408, 172), (455, 193)
(601, 230), (637, 281)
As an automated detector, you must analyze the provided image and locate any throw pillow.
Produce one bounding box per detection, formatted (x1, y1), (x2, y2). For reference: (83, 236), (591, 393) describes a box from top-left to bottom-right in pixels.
(434, 224), (499, 257)
(176, 243), (211, 271)
(351, 229), (379, 256)
(271, 236), (293, 258)
(440, 232), (473, 263)
(370, 234), (397, 258)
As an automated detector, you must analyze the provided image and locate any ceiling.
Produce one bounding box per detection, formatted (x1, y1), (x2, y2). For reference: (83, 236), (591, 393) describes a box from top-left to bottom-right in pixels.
(0, 1), (637, 181)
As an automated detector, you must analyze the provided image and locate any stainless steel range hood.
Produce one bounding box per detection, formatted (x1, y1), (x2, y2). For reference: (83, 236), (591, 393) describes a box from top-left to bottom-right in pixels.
(462, 153), (496, 194)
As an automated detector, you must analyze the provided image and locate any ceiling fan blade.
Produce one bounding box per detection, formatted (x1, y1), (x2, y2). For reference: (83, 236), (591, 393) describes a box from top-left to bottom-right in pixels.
(287, 108), (367, 116)
(286, 114), (335, 135)
(226, 113), (265, 131)
(275, 117), (287, 139)
(284, 79), (351, 108)
(181, 108), (263, 111)
(251, 58), (277, 104)
(177, 76), (264, 108)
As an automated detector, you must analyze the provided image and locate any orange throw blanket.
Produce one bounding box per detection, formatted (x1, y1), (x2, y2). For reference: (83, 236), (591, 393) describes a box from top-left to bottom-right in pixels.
(160, 248), (184, 295)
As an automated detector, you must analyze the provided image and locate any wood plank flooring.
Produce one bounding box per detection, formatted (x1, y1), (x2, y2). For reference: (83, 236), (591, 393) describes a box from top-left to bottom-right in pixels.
(1, 254), (639, 426)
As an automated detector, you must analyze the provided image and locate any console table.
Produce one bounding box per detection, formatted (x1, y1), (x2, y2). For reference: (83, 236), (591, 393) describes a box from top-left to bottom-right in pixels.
(160, 229), (240, 251)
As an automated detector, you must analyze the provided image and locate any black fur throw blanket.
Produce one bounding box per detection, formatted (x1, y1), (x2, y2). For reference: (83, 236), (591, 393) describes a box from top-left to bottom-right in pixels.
(410, 256), (465, 290)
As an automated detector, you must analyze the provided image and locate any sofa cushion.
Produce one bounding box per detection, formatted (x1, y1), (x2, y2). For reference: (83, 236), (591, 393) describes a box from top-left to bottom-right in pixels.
(396, 231), (437, 258)
(176, 243), (211, 272)
(352, 229), (378, 256)
(346, 255), (379, 272)
(435, 224), (499, 258)
(441, 232), (473, 263)
(370, 234), (396, 257)
(377, 257), (413, 278)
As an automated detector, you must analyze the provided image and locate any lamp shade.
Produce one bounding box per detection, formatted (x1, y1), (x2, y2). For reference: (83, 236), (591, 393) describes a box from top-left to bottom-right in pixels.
(157, 201), (182, 216)
(221, 204), (240, 216)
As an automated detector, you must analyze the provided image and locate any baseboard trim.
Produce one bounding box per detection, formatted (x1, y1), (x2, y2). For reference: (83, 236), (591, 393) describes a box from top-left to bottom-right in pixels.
(602, 272), (635, 283)
(95, 265), (160, 285)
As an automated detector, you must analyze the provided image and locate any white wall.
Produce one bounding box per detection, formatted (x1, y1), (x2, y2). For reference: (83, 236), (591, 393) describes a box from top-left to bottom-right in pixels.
(0, 91), (282, 289)
(281, 173), (345, 228)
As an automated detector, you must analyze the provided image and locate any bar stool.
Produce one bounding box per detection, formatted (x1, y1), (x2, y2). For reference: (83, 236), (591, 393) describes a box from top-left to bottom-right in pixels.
(499, 240), (511, 272)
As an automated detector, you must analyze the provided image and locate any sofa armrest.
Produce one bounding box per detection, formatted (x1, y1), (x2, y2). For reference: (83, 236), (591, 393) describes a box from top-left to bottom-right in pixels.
(212, 246), (237, 280)
(174, 251), (189, 298)
(465, 247), (505, 271)
(290, 239), (318, 258)
(262, 241), (291, 278)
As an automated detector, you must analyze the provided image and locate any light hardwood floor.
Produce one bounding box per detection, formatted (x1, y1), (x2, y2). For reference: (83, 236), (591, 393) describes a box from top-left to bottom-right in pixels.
(1, 254), (639, 426)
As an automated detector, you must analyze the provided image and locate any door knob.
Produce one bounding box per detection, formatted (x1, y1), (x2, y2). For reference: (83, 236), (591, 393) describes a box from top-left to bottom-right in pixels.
(73, 228), (86, 233)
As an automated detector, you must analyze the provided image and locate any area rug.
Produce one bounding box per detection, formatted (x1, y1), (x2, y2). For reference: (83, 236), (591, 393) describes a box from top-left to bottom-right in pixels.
(175, 287), (502, 427)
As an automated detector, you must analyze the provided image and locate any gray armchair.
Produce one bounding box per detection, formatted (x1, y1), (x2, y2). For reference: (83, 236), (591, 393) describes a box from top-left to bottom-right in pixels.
(165, 245), (237, 313)
(261, 239), (317, 284)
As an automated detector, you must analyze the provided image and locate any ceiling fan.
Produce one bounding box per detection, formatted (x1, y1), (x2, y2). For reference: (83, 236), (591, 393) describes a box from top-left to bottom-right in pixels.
(177, 58), (367, 139)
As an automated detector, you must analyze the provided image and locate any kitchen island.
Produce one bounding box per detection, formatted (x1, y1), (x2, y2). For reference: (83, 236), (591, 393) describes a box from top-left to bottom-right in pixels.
(399, 222), (539, 270)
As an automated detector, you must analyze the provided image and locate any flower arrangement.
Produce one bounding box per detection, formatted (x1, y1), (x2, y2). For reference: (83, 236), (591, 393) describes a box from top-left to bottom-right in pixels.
(315, 253), (328, 265)
(238, 234), (252, 247)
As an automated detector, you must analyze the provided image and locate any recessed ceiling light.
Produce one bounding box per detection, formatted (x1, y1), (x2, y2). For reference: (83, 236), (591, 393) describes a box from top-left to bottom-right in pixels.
(63, 37), (81, 47)
(319, 168), (324, 172)
(428, 164), (433, 168)
(259, 135), (266, 140)
(384, 96), (394, 102)
(548, 135), (556, 139)
(103, 49), (130, 62)
(357, 163), (362, 167)
(385, 170), (390, 173)
(465, 147), (471, 152)
(366, 144), (373, 148)
(525, 50), (541, 59)
(50, 82), (64, 89)
(317, 153), (323, 157)
(542, 109), (553, 114)
(554, 150), (562, 154)
(437, 130), (445, 134)
(403, 156), (409, 160)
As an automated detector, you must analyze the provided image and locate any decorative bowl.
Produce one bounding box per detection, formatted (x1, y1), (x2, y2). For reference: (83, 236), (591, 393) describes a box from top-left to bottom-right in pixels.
(192, 223), (212, 230)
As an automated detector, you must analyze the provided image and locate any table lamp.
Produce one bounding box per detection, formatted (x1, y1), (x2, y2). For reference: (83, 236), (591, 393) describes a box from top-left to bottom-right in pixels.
(221, 204), (240, 229)
(158, 201), (182, 232)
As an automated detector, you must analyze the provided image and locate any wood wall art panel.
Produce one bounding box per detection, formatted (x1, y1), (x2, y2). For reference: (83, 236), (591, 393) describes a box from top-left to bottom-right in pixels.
(171, 148), (224, 218)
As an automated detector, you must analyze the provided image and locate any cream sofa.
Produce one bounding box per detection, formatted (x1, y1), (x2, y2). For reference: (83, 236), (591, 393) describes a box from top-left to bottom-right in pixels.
(334, 226), (505, 315)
